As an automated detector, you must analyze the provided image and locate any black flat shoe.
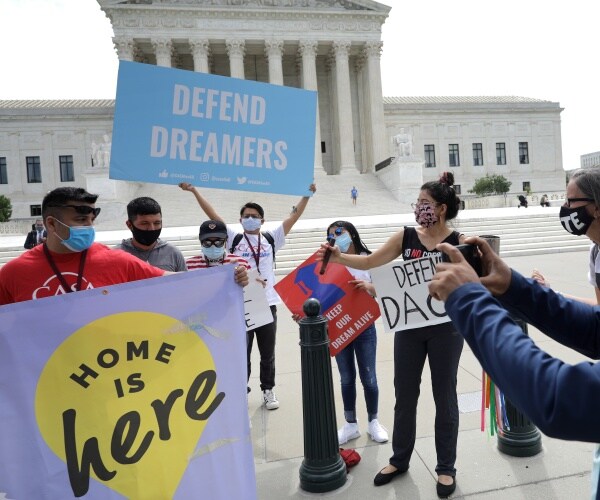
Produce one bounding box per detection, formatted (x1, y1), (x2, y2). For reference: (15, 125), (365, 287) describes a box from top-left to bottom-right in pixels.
(436, 477), (456, 498)
(373, 466), (407, 486)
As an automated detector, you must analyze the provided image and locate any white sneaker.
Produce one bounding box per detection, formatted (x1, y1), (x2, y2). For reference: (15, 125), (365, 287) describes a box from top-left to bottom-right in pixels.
(338, 421), (361, 445)
(368, 419), (389, 443)
(263, 390), (280, 410)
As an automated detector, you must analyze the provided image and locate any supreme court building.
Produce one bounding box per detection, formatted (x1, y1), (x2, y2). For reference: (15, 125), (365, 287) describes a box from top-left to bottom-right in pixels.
(0, 0), (566, 225)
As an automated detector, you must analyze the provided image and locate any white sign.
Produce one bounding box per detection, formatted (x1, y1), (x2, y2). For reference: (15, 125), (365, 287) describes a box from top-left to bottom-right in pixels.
(243, 270), (272, 331)
(370, 256), (450, 332)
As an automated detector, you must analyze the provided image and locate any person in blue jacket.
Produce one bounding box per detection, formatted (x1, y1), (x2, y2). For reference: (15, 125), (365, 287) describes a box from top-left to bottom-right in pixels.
(429, 236), (600, 500)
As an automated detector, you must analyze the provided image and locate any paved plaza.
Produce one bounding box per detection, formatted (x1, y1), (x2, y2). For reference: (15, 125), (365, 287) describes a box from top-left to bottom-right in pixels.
(0, 215), (595, 499)
(250, 249), (595, 499)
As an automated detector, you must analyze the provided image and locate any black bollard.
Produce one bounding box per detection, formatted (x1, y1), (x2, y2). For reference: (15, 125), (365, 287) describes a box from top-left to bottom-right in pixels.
(298, 298), (347, 493)
(479, 235), (542, 457)
(495, 317), (542, 456)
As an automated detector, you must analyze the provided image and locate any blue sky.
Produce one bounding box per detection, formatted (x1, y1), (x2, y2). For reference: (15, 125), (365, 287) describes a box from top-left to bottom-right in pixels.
(3, 0), (598, 170)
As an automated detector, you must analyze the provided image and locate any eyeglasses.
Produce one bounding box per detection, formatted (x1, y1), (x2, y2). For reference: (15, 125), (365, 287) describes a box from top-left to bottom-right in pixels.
(49, 204), (101, 217)
(201, 239), (226, 248)
(411, 201), (439, 210)
(241, 215), (261, 219)
(565, 197), (594, 207)
(327, 226), (344, 239)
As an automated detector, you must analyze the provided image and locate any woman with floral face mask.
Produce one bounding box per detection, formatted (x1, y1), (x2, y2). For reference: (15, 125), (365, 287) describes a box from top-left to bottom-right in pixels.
(325, 221), (389, 447)
(318, 172), (466, 498)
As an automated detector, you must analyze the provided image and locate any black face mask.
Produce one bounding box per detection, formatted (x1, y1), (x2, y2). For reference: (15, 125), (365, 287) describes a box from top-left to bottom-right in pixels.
(559, 205), (594, 236)
(130, 224), (161, 246)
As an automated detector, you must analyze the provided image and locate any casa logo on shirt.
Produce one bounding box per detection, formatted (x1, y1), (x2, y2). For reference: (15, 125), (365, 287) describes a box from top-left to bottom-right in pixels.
(32, 273), (93, 299)
(235, 242), (270, 258)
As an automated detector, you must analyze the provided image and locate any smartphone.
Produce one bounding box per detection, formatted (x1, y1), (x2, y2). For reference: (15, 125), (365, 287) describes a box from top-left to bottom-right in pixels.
(441, 244), (482, 277)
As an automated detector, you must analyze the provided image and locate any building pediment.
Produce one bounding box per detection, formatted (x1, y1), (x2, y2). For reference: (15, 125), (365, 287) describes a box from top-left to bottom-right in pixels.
(99, 0), (390, 13)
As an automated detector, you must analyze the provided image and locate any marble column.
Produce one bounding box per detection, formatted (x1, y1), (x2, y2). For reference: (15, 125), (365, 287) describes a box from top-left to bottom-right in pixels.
(355, 54), (371, 173)
(112, 37), (135, 61)
(332, 40), (355, 171)
(152, 38), (173, 67)
(363, 41), (388, 171)
(265, 39), (284, 85)
(327, 54), (340, 174)
(189, 39), (211, 73)
(226, 39), (246, 79)
(298, 40), (323, 170)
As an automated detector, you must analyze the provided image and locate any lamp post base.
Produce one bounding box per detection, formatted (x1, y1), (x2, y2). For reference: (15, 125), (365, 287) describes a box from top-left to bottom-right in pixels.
(299, 457), (347, 493)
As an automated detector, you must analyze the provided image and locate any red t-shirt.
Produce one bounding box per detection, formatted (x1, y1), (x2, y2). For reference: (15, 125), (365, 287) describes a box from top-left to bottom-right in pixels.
(0, 243), (165, 306)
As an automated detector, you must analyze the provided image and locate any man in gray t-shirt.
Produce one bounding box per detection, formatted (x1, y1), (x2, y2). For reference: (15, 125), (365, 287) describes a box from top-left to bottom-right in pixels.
(115, 196), (187, 272)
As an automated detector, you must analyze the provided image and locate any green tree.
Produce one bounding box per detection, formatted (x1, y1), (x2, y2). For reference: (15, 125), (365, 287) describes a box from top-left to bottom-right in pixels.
(0, 195), (12, 222)
(469, 174), (512, 196)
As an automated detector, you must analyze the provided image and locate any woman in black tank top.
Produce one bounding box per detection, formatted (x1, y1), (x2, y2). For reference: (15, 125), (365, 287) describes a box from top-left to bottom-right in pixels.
(319, 172), (466, 498)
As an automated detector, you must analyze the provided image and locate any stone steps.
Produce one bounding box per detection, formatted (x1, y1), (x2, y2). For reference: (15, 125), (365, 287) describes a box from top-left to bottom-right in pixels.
(1, 211), (588, 275)
(117, 167), (410, 232)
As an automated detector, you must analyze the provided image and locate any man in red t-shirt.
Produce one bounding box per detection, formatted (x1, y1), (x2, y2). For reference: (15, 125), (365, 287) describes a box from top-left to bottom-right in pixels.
(0, 187), (248, 306)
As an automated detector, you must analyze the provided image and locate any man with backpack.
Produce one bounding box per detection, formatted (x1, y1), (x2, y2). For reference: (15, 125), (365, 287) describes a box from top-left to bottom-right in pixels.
(179, 182), (317, 410)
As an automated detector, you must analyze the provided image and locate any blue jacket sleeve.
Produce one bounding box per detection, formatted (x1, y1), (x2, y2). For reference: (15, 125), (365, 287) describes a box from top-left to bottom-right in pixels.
(445, 282), (600, 443)
(498, 270), (600, 359)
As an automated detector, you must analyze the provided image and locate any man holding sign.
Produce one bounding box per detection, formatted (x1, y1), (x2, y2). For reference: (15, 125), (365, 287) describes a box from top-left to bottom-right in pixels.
(180, 182), (316, 411)
(317, 172), (467, 499)
(0, 187), (166, 305)
(0, 188), (249, 306)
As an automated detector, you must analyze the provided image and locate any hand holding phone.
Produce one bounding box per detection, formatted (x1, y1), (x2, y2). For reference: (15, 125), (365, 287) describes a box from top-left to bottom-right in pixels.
(441, 244), (482, 277)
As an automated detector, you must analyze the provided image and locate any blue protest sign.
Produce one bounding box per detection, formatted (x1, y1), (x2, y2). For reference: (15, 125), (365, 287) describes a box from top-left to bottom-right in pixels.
(110, 61), (316, 196)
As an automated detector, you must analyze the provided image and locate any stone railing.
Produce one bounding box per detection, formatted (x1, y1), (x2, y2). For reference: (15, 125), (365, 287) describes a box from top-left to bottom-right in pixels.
(462, 192), (565, 210)
(0, 220), (34, 235)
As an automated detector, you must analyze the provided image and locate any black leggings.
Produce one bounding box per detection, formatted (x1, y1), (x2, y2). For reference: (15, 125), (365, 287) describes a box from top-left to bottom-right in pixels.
(247, 305), (277, 391)
(390, 324), (464, 476)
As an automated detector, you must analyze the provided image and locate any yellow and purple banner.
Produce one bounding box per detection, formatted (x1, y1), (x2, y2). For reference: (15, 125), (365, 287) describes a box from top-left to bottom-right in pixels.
(0, 267), (255, 499)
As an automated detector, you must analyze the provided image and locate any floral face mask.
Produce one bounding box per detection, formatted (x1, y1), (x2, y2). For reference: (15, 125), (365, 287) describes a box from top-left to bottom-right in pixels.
(414, 203), (439, 228)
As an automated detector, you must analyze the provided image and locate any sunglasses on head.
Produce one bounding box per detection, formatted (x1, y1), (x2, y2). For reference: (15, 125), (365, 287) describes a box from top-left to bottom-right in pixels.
(49, 204), (101, 217)
(201, 239), (226, 248)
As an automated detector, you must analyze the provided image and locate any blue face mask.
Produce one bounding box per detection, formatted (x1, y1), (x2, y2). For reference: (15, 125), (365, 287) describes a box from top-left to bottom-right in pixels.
(202, 246), (225, 261)
(54, 218), (95, 252)
(241, 217), (262, 232)
(335, 232), (352, 253)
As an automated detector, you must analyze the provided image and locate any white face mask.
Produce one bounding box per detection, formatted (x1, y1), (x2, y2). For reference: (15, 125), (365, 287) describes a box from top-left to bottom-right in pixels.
(241, 217), (262, 231)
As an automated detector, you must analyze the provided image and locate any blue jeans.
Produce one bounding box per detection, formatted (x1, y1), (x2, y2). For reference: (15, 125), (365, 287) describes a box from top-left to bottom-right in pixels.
(334, 324), (379, 422)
